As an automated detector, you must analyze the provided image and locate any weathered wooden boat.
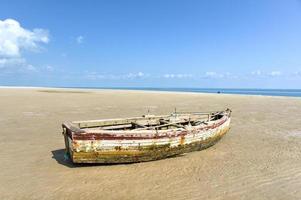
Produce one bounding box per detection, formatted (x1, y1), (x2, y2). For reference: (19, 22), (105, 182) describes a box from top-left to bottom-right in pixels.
(62, 109), (231, 164)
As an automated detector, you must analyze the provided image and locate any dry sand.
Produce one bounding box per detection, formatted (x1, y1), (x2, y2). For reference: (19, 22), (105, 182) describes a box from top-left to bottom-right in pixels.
(1, 88), (301, 200)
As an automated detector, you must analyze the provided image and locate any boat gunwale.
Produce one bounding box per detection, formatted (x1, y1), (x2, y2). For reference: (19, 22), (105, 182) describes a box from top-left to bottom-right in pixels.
(81, 115), (228, 134)
(62, 109), (231, 136)
(70, 117), (229, 140)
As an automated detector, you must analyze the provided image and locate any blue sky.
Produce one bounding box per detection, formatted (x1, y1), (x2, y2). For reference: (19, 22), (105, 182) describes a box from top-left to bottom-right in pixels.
(0, 0), (301, 88)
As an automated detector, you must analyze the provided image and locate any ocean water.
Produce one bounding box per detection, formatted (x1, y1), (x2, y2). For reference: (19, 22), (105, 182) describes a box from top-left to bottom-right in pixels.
(93, 87), (301, 97)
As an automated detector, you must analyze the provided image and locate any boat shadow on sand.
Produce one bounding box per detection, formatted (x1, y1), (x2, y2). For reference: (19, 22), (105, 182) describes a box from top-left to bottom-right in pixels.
(51, 149), (77, 168)
(51, 149), (185, 168)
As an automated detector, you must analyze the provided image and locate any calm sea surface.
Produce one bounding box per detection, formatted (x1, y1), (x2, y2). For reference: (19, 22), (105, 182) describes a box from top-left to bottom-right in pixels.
(69, 87), (301, 97)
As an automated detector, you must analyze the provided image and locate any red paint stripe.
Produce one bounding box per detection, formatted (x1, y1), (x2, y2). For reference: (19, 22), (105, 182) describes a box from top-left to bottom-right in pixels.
(72, 131), (188, 140)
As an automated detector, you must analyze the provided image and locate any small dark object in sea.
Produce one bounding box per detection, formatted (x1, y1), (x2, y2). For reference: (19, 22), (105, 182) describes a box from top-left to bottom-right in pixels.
(217, 91), (221, 94)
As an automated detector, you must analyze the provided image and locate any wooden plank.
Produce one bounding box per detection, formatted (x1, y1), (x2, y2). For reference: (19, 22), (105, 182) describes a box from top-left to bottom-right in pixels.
(62, 122), (83, 133)
(75, 115), (170, 128)
(135, 121), (187, 130)
(159, 119), (185, 128)
(101, 124), (133, 130)
(131, 122), (148, 128)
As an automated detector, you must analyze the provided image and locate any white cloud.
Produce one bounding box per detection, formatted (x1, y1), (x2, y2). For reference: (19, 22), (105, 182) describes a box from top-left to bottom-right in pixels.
(163, 74), (173, 78)
(85, 72), (106, 80)
(0, 57), (26, 68)
(124, 72), (145, 79)
(0, 59), (39, 73)
(0, 19), (49, 58)
(26, 64), (37, 72)
(251, 70), (262, 76)
(76, 36), (84, 44)
(250, 70), (283, 78)
(85, 72), (146, 80)
(269, 71), (282, 77)
(45, 65), (54, 71)
(163, 73), (193, 78)
(0, 19), (49, 71)
(204, 71), (224, 78)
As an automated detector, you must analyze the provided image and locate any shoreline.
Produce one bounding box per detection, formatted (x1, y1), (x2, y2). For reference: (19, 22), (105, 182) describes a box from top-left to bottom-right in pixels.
(1, 85), (301, 99)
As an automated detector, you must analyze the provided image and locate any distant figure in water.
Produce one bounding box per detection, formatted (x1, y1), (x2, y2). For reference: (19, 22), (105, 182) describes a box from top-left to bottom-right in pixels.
(217, 91), (221, 94)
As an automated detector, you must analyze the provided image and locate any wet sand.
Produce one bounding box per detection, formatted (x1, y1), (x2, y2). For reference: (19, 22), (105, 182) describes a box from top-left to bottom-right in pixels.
(1, 87), (301, 200)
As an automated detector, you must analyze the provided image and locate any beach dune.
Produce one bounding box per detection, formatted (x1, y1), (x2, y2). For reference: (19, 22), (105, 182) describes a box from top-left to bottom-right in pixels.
(1, 88), (301, 200)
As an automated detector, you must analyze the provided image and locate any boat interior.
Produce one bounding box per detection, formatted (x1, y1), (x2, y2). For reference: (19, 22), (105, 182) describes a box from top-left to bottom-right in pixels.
(69, 111), (226, 132)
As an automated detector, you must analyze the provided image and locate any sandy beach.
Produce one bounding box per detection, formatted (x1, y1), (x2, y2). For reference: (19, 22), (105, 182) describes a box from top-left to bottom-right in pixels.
(1, 87), (301, 200)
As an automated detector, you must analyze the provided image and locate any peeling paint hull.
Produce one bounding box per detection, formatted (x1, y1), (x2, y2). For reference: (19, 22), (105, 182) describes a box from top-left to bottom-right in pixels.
(62, 109), (231, 164)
